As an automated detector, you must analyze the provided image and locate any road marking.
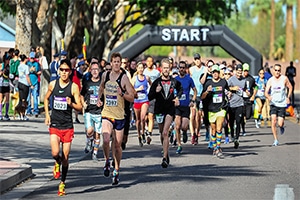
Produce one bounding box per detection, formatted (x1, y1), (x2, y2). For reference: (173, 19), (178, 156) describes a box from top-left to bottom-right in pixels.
(274, 184), (295, 200)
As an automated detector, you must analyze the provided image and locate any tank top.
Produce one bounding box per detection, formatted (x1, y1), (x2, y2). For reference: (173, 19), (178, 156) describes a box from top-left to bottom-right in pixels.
(255, 77), (267, 99)
(101, 72), (125, 120)
(134, 75), (148, 103)
(50, 80), (73, 129)
(270, 75), (287, 107)
(189, 65), (204, 96)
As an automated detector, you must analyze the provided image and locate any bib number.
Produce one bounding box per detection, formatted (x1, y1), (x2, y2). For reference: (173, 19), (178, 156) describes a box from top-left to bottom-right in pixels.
(155, 114), (165, 123)
(137, 93), (146, 100)
(90, 94), (98, 105)
(213, 94), (222, 103)
(179, 94), (186, 101)
(106, 95), (117, 106)
(53, 97), (67, 110)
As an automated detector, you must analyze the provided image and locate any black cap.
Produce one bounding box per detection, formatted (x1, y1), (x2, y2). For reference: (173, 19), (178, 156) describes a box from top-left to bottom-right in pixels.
(236, 64), (243, 71)
(53, 53), (59, 58)
(194, 53), (201, 59)
(168, 57), (173, 62)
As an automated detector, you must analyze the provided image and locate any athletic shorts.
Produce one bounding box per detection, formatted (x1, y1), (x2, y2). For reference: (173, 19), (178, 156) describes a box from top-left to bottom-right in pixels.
(0, 86), (10, 94)
(243, 100), (253, 120)
(270, 105), (286, 118)
(134, 101), (149, 110)
(175, 106), (190, 119)
(49, 127), (74, 143)
(148, 99), (156, 114)
(208, 109), (227, 123)
(102, 117), (125, 130)
(84, 112), (102, 133)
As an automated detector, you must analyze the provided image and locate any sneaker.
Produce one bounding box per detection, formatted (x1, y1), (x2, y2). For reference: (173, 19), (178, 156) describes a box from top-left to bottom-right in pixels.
(146, 135), (152, 145)
(234, 139), (239, 149)
(242, 132), (246, 136)
(112, 170), (119, 186)
(279, 126), (285, 135)
(161, 157), (169, 168)
(191, 135), (195, 145)
(224, 137), (229, 144)
(176, 146), (182, 154)
(172, 139), (177, 148)
(215, 149), (224, 159)
(208, 141), (213, 149)
(272, 140), (279, 146)
(142, 134), (146, 143)
(182, 131), (188, 143)
(23, 116), (29, 121)
(74, 118), (80, 123)
(57, 182), (65, 196)
(169, 131), (174, 144)
(255, 119), (260, 129)
(194, 135), (198, 145)
(205, 132), (210, 141)
(103, 162), (110, 178)
(3, 115), (10, 121)
(53, 162), (61, 179)
(84, 139), (93, 153)
(92, 153), (98, 161)
(139, 137), (143, 147)
(0, 116), (2, 120)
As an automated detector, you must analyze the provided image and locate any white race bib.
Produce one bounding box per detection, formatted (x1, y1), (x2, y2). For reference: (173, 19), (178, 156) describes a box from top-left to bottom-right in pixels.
(155, 114), (165, 123)
(105, 95), (118, 106)
(137, 93), (146, 100)
(90, 94), (98, 105)
(53, 97), (67, 110)
(179, 94), (186, 101)
(213, 94), (223, 103)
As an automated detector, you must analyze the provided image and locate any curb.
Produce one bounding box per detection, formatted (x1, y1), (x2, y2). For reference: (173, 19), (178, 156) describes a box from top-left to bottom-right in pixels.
(0, 164), (33, 194)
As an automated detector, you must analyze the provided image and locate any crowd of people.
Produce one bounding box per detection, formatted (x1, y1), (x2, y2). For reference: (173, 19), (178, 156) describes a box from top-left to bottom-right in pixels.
(0, 48), (296, 196)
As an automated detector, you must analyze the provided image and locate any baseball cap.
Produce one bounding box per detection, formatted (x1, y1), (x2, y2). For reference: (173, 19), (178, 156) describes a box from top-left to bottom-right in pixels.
(236, 64), (243, 71)
(211, 65), (220, 72)
(193, 53), (201, 59)
(29, 52), (35, 58)
(78, 60), (85, 66)
(53, 53), (59, 58)
(77, 53), (84, 59)
(243, 63), (250, 71)
(61, 50), (68, 56)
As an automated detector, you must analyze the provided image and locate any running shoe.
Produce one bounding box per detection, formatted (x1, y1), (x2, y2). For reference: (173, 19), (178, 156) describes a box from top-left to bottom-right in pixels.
(23, 116), (29, 121)
(172, 139), (177, 148)
(103, 161), (110, 178)
(182, 131), (188, 143)
(224, 137), (229, 144)
(74, 118), (80, 123)
(205, 132), (210, 141)
(139, 137), (143, 147)
(161, 157), (169, 168)
(255, 119), (260, 129)
(234, 139), (239, 149)
(146, 135), (152, 145)
(176, 146), (182, 154)
(57, 182), (65, 196)
(194, 135), (198, 145)
(84, 139), (93, 153)
(272, 140), (279, 146)
(169, 131), (174, 144)
(0, 116), (2, 120)
(53, 162), (61, 179)
(92, 153), (98, 161)
(112, 170), (119, 186)
(280, 126), (285, 135)
(242, 132), (246, 136)
(191, 135), (195, 145)
(208, 141), (213, 149)
(3, 115), (10, 121)
(216, 149), (224, 159)
(142, 134), (146, 143)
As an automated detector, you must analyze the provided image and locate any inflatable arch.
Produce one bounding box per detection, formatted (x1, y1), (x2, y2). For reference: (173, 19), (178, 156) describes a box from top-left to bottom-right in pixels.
(110, 24), (262, 75)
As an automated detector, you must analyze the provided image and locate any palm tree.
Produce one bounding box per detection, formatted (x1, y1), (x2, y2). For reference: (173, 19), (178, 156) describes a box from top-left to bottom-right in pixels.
(269, 0), (275, 60)
(296, 0), (300, 60)
(284, 0), (295, 62)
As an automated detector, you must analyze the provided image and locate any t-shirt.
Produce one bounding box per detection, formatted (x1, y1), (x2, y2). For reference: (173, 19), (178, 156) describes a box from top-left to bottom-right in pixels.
(243, 75), (256, 100)
(18, 63), (30, 86)
(227, 75), (246, 108)
(81, 78), (102, 114)
(175, 74), (195, 107)
(143, 68), (160, 83)
(27, 61), (40, 86)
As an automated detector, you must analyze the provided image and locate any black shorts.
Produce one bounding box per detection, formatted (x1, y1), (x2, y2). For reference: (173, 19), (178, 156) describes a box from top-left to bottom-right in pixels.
(0, 86), (10, 94)
(270, 105), (285, 118)
(175, 106), (190, 119)
(243, 101), (253, 120)
(148, 99), (155, 114)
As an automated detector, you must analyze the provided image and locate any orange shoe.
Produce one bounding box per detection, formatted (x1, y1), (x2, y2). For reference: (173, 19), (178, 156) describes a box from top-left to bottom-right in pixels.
(53, 162), (61, 179)
(57, 182), (65, 196)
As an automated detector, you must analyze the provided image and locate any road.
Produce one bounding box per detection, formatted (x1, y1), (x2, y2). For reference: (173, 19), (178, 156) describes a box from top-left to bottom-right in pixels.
(0, 114), (299, 200)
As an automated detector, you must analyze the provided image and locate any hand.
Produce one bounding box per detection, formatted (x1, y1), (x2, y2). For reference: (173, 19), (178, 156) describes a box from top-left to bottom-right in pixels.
(173, 98), (180, 106)
(45, 115), (51, 126)
(250, 96), (255, 101)
(207, 85), (212, 92)
(189, 101), (195, 107)
(286, 97), (290, 105)
(137, 85), (144, 91)
(156, 84), (162, 93)
(66, 97), (72, 106)
(97, 99), (103, 107)
(83, 101), (87, 109)
(117, 86), (123, 96)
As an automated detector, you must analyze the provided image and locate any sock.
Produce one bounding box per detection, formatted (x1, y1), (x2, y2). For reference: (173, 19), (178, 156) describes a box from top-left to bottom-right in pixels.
(61, 165), (69, 183)
(216, 132), (222, 149)
(113, 169), (119, 176)
(5, 103), (9, 116)
(93, 139), (100, 154)
(53, 155), (62, 164)
(211, 135), (217, 149)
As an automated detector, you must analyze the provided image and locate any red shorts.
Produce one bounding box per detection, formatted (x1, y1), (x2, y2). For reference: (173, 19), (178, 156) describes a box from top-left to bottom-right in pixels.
(134, 101), (149, 109)
(49, 127), (74, 143)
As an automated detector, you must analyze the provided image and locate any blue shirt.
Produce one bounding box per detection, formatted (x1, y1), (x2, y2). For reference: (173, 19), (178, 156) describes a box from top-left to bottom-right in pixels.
(26, 61), (40, 86)
(175, 74), (195, 107)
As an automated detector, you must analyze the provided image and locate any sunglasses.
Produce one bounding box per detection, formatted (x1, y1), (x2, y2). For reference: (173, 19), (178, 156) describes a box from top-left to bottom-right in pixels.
(60, 68), (71, 72)
(106, 68), (112, 71)
(225, 73), (230, 75)
(179, 66), (186, 69)
(274, 69), (281, 72)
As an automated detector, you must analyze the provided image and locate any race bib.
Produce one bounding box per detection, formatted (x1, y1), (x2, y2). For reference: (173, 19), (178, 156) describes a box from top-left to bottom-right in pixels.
(105, 95), (117, 106)
(155, 114), (165, 123)
(213, 94), (222, 103)
(137, 93), (146, 100)
(257, 89), (264, 97)
(236, 88), (243, 96)
(199, 100), (203, 109)
(90, 94), (98, 105)
(2, 81), (9, 87)
(53, 97), (67, 110)
(179, 94), (186, 101)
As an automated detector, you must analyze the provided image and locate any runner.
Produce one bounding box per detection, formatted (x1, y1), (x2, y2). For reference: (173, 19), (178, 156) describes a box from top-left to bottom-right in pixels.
(97, 52), (134, 185)
(174, 61), (197, 154)
(264, 64), (292, 146)
(44, 59), (82, 196)
(201, 65), (230, 158)
(148, 58), (182, 168)
(131, 62), (152, 147)
(81, 61), (102, 160)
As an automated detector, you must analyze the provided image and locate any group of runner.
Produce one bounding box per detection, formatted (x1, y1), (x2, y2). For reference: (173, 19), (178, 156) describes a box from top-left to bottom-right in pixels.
(43, 52), (293, 196)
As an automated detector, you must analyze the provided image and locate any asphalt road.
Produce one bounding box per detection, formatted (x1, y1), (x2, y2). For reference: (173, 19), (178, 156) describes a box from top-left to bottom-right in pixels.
(0, 112), (299, 200)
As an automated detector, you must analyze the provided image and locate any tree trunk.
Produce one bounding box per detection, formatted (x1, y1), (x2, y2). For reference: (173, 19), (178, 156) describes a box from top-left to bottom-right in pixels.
(285, 4), (294, 62)
(269, 0), (275, 61)
(15, 0), (33, 55)
(296, 0), (300, 60)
